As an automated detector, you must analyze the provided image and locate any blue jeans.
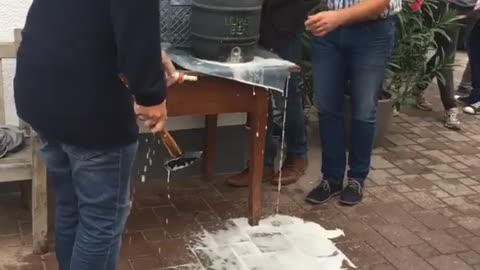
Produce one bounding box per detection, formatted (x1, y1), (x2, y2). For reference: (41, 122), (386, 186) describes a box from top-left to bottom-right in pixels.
(39, 138), (137, 270)
(467, 21), (480, 103)
(311, 17), (395, 184)
(264, 34), (308, 167)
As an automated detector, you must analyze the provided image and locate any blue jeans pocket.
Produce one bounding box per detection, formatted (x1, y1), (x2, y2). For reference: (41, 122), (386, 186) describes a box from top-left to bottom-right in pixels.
(61, 144), (119, 161)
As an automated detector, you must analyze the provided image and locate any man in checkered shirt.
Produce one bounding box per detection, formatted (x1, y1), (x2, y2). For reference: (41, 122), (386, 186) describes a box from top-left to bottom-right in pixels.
(304, 0), (400, 206)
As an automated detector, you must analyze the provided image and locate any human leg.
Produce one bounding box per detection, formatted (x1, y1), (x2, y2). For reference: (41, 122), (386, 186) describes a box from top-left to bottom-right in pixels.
(343, 17), (395, 204)
(305, 29), (346, 204)
(457, 10), (480, 94)
(38, 138), (76, 270)
(66, 142), (137, 270)
(270, 33), (308, 185)
(463, 22), (480, 114)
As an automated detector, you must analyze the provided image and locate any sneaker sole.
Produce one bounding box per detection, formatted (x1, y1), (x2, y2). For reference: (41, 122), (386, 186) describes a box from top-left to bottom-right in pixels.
(444, 123), (461, 130)
(416, 104), (433, 111)
(305, 191), (341, 205)
(338, 198), (362, 206)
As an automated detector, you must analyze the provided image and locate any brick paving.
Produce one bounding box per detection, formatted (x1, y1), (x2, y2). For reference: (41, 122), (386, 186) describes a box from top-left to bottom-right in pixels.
(1, 54), (480, 269)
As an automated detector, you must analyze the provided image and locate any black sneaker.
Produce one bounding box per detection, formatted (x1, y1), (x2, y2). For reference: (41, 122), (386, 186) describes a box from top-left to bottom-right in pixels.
(339, 179), (364, 206)
(305, 180), (342, 204)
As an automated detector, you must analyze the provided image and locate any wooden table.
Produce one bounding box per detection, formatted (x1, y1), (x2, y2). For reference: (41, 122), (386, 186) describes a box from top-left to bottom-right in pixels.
(167, 75), (269, 225)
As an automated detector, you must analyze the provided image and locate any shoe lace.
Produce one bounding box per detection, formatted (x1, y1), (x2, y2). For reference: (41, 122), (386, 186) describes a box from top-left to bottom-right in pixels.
(447, 109), (459, 121)
(471, 101), (480, 109)
(347, 179), (363, 193)
(320, 180), (331, 192)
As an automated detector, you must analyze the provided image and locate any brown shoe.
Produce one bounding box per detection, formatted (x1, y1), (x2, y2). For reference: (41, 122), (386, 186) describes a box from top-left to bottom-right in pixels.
(271, 157), (307, 186)
(225, 167), (275, 187)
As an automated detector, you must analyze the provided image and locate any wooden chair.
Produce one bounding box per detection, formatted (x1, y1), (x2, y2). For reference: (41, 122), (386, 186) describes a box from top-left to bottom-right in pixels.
(0, 29), (48, 254)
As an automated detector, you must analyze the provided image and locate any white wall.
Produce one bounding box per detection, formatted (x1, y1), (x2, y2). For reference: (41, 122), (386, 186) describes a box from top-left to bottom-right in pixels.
(0, 0), (246, 130)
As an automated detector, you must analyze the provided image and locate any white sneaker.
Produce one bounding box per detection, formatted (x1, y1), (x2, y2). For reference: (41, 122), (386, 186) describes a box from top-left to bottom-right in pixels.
(463, 101), (480, 115)
(444, 108), (461, 130)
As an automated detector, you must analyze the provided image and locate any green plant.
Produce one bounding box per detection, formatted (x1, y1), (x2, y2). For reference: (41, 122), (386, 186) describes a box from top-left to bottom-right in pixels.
(386, 0), (462, 109)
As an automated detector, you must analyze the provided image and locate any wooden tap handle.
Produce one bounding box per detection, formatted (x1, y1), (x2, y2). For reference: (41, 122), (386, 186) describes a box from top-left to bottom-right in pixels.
(159, 129), (182, 158)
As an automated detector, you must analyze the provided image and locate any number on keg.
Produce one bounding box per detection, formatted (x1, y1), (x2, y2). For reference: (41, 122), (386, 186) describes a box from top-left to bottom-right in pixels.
(224, 16), (250, 36)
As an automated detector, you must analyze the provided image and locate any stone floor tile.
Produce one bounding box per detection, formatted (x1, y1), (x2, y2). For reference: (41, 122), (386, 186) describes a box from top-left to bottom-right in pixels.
(452, 216), (480, 236)
(458, 251), (480, 266)
(409, 243), (441, 258)
(421, 150), (457, 164)
(397, 175), (436, 191)
(152, 238), (198, 268)
(336, 241), (386, 267)
(368, 170), (400, 186)
(130, 256), (160, 270)
(371, 156), (396, 169)
(427, 255), (474, 270)
(410, 210), (456, 230)
(378, 247), (435, 270)
(417, 230), (469, 254)
(445, 226), (475, 240)
(434, 180), (476, 197)
(369, 262), (396, 270)
(126, 208), (163, 232)
(374, 224), (424, 247)
(403, 192), (445, 210)
(372, 204), (429, 233)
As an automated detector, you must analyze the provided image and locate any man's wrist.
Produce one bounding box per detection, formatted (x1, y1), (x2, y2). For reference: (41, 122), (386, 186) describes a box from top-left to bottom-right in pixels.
(336, 9), (351, 26)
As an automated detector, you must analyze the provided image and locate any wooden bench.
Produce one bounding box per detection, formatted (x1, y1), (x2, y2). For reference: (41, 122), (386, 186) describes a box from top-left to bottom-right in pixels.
(0, 29), (48, 254)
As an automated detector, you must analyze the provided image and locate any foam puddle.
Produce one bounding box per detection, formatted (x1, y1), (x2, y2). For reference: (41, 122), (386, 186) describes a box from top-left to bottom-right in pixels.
(191, 215), (356, 270)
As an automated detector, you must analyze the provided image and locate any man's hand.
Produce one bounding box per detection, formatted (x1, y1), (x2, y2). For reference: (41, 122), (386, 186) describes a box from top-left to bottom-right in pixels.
(134, 101), (167, 134)
(161, 51), (178, 87)
(305, 11), (345, 37)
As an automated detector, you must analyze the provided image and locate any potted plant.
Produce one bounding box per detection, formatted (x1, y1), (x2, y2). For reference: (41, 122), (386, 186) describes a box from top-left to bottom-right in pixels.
(299, 0), (461, 146)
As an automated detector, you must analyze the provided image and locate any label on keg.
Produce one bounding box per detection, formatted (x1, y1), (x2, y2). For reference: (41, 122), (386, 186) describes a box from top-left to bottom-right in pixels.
(224, 16), (250, 37)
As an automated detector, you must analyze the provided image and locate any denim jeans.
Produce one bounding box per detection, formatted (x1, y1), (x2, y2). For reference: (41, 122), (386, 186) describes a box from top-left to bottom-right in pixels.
(458, 6), (480, 89)
(311, 17), (395, 184)
(39, 137), (137, 270)
(467, 21), (480, 103)
(264, 33), (308, 167)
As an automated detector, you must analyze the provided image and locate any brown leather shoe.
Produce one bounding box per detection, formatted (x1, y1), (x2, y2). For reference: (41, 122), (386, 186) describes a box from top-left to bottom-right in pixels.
(225, 167), (275, 187)
(271, 157), (307, 186)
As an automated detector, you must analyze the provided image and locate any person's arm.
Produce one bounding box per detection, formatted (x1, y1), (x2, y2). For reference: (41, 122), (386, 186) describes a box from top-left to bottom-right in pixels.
(337, 0), (390, 26)
(110, 0), (166, 107)
(475, 0), (480, 11)
(305, 0), (390, 36)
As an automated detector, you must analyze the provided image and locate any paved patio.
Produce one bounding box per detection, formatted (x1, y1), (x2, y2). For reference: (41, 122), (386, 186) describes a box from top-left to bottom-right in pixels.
(1, 54), (480, 270)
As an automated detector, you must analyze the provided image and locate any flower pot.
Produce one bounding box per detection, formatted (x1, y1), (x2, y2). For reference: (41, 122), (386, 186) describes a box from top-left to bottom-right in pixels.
(343, 91), (394, 148)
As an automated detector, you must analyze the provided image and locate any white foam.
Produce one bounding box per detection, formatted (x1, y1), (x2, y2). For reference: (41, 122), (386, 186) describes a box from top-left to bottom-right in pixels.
(192, 215), (356, 270)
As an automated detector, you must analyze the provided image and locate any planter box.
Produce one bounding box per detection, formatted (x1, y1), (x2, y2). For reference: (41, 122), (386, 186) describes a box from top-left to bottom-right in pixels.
(319, 93), (394, 148)
(344, 94), (394, 148)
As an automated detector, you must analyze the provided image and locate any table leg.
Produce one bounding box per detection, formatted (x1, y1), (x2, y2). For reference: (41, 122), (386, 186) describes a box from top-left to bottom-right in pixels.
(248, 89), (268, 226)
(203, 114), (218, 180)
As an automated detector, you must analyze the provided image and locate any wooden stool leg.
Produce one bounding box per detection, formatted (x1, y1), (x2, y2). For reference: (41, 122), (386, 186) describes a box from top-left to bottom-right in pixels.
(32, 135), (48, 254)
(203, 114), (218, 180)
(248, 89), (268, 226)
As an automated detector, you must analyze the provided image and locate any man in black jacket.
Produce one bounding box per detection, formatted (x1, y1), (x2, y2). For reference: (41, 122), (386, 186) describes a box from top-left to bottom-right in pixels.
(14, 0), (176, 269)
(226, 0), (309, 187)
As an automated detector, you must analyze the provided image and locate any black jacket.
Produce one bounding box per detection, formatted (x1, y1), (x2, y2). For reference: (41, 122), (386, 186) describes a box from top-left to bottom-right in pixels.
(259, 0), (307, 49)
(14, 0), (166, 149)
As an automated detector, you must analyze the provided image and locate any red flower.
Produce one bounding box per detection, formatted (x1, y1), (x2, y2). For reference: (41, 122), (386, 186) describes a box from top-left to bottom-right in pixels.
(410, 0), (423, 11)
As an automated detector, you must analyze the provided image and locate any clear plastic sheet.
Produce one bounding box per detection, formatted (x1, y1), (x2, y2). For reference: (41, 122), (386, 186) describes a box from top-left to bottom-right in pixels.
(163, 43), (295, 93)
